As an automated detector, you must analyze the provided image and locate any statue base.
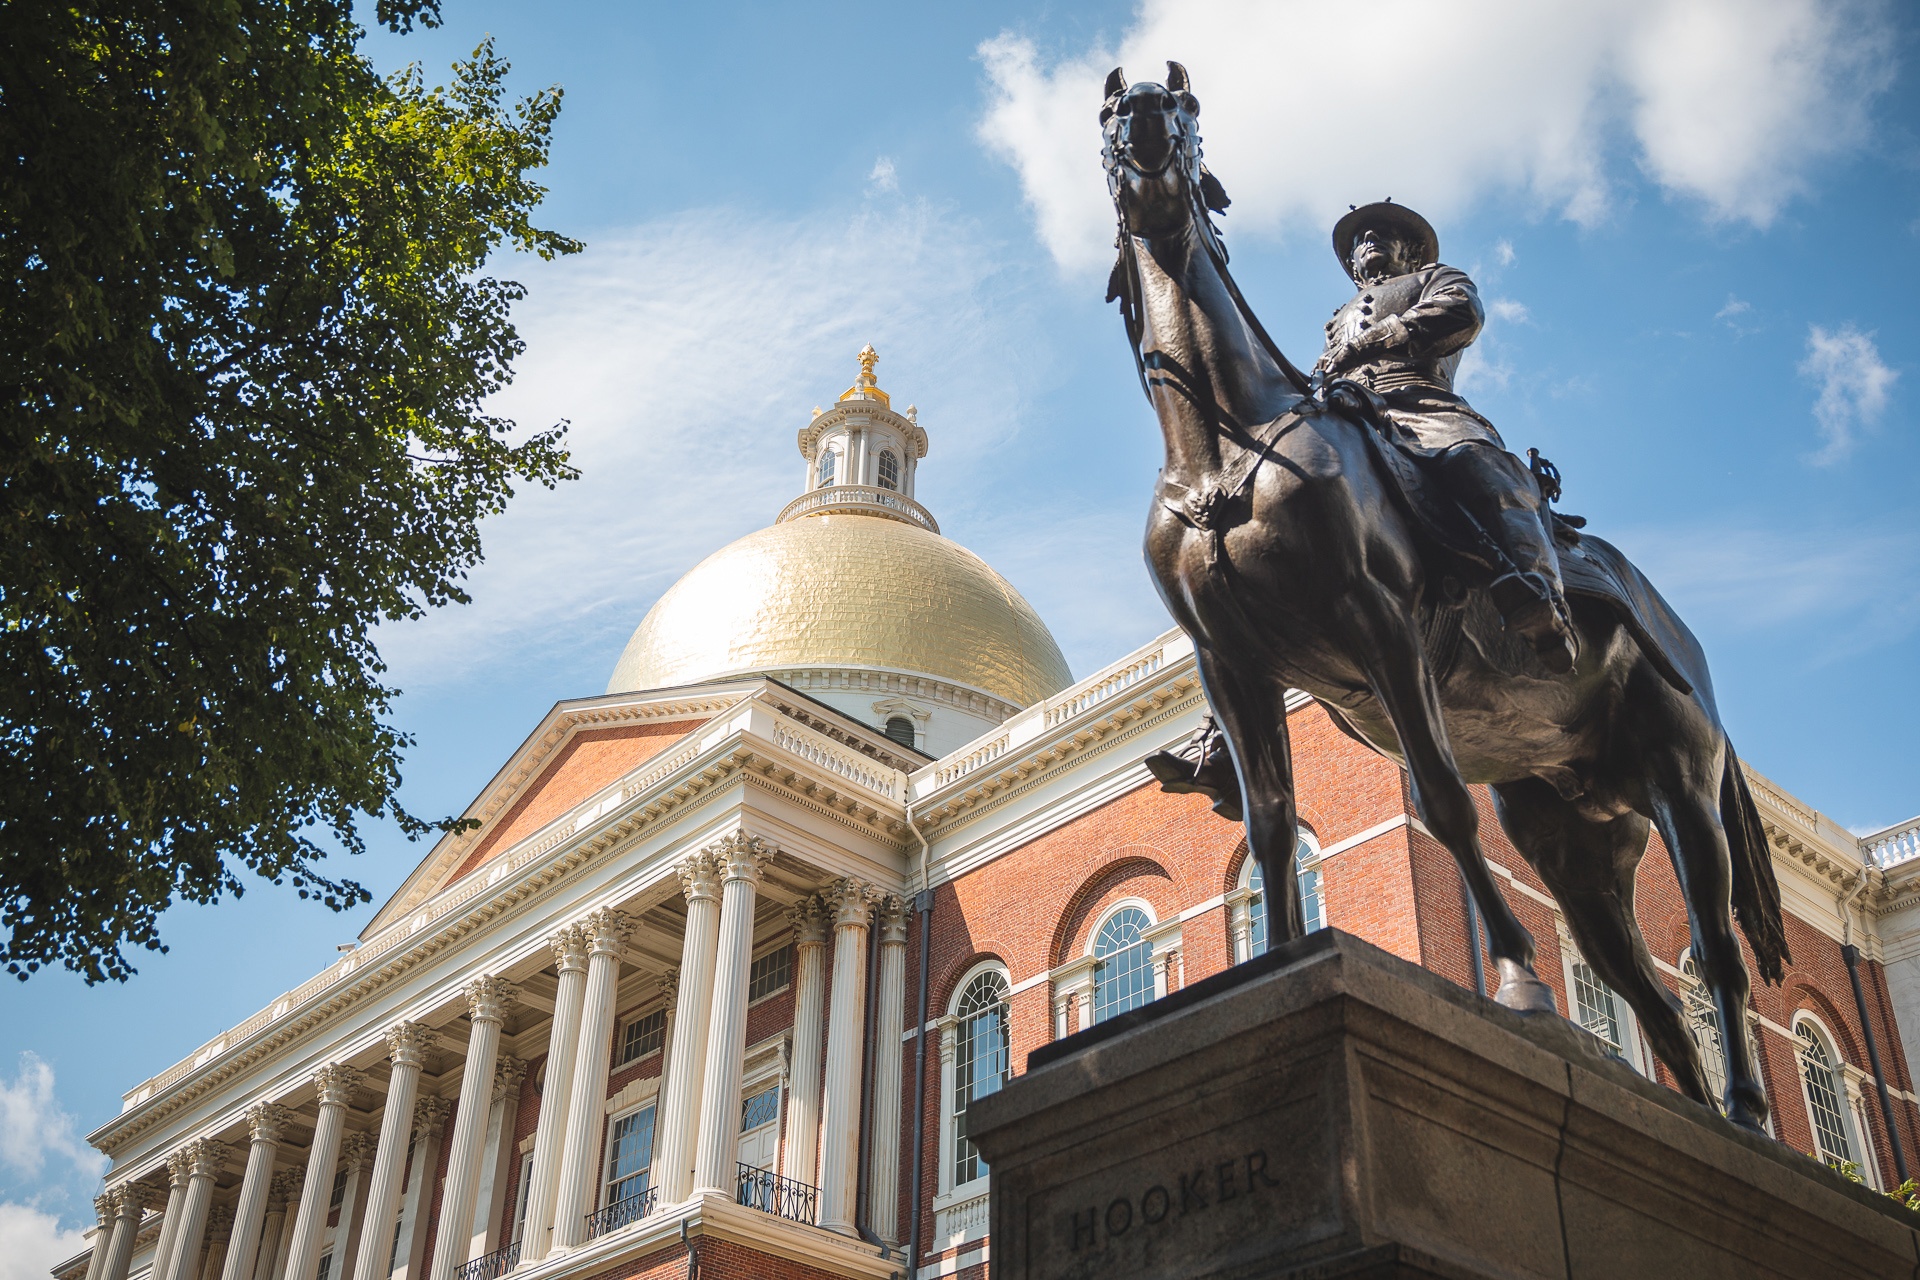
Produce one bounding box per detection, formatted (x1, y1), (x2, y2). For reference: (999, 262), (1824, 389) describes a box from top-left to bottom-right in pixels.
(968, 929), (1919, 1279)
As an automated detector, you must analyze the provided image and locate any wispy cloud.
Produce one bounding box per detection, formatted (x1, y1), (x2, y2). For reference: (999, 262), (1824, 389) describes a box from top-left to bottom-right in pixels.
(1488, 298), (1531, 324)
(1495, 239), (1517, 267)
(1716, 296), (1751, 320)
(0, 1054), (102, 1186)
(867, 156), (898, 193)
(979, 0), (1895, 271)
(0, 1205), (89, 1280)
(1800, 323), (1898, 464)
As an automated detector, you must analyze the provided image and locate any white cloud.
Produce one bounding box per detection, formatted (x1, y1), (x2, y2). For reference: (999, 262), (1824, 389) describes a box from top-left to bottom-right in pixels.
(374, 203), (1055, 687)
(867, 156), (898, 193)
(1494, 240), (1517, 267)
(0, 1204), (89, 1280)
(1488, 298), (1530, 324)
(1716, 296), (1751, 320)
(1800, 323), (1898, 465)
(978, 0), (1894, 271)
(0, 1054), (102, 1184)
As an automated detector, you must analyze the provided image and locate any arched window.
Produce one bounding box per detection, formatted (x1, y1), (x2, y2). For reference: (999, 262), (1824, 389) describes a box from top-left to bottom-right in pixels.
(951, 970), (1010, 1188)
(1796, 1018), (1858, 1170)
(817, 449), (837, 487)
(1243, 831), (1323, 960)
(877, 449), (900, 490)
(1092, 906), (1154, 1023)
(1679, 951), (1727, 1108)
(884, 715), (915, 748)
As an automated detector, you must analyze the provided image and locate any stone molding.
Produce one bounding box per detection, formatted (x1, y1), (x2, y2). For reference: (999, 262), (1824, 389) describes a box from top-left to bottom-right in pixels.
(245, 1102), (292, 1145)
(706, 831), (774, 884)
(312, 1063), (361, 1107)
(412, 1095), (451, 1138)
(825, 878), (880, 929)
(493, 1054), (528, 1102)
(577, 907), (634, 956)
(384, 1021), (437, 1068)
(787, 895), (829, 947)
(463, 974), (519, 1025)
(548, 923), (590, 974)
(677, 851), (725, 904)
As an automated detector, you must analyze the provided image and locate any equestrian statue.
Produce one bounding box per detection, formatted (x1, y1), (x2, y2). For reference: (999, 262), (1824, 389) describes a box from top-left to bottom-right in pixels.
(1103, 63), (1787, 1131)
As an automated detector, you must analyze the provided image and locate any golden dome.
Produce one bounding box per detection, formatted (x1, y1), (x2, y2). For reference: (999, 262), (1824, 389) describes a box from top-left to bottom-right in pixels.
(607, 513), (1072, 707)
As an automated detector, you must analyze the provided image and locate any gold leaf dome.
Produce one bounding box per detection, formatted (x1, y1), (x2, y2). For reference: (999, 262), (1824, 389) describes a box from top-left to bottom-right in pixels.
(606, 513), (1072, 708)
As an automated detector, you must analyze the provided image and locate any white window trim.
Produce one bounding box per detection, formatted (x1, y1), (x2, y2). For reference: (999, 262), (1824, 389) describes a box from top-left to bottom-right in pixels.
(614, 1002), (668, 1068)
(509, 1151), (534, 1243)
(1793, 1010), (1873, 1182)
(939, 961), (1011, 1201)
(1557, 931), (1651, 1077)
(1050, 899), (1177, 1034)
(600, 1097), (660, 1211)
(746, 939), (793, 1007)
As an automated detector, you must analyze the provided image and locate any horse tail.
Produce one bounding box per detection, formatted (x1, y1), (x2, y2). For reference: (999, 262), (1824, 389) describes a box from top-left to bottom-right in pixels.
(1722, 743), (1790, 983)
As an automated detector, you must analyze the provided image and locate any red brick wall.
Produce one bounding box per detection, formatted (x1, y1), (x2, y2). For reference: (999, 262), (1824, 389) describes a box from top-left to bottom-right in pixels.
(575, 1236), (853, 1280)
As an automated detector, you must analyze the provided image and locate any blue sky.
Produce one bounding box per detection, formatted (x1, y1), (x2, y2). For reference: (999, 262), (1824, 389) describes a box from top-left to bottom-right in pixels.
(4, 0), (1916, 1261)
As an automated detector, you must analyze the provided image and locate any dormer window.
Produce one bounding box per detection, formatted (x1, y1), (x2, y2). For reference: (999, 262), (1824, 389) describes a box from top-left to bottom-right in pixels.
(818, 450), (837, 487)
(884, 715), (915, 748)
(877, 450), (899, 491)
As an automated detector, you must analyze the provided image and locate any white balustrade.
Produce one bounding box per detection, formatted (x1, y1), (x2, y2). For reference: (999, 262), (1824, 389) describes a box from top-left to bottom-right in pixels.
(1866, 818), (1920, 869)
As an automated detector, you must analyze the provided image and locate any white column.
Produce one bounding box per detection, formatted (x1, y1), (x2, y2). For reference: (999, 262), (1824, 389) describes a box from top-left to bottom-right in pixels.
(81, 1195), (114, 1280)
(430, 977), (518, 1280)
(148, 1156), (192, 1280)
(199, 1205), (236, 1280)
(221, 1103), (291, 1280)
(162, 1141), (230, 1280)
(255, 1171), (301, 1280)
(351, 1022), (436, 1280)
(654, 854), (724, 1205)
(392, 1097), (449, 1280)
(469, 1056), (527, 1258)
(95, 1183), (151, 1280)
(550, 908), (634, 1249)
(934, 1018), (958, 1199)
(692, 835), (774, 1194)
(519, 926), (588, 1263)
(330, 1132), (376, 1280)
(781, 897), (829, 1189)
(283, 1066), (358, 1280)
(867, 895), (909, 1242)
(818, 877), (877, 1234)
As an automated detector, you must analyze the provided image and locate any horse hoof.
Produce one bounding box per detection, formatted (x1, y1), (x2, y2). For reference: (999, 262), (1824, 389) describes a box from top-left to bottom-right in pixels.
(1726, 1090), (1770, 1134)
(1493, 959), (1557, 1014)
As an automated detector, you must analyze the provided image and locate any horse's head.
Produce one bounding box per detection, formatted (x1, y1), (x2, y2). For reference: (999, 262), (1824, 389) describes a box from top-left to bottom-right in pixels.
(1100, 62), (1229, 239)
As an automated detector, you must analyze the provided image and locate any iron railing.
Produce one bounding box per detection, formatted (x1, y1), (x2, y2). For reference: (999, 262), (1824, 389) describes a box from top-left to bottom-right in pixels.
(453, 1242), (519, 1280)
(736, 1163), (818, 1224)
(584, 1186), (658, 1240)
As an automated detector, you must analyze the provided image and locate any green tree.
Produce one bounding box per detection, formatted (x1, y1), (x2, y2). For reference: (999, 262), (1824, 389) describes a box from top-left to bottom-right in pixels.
(0, 0), (581, 981)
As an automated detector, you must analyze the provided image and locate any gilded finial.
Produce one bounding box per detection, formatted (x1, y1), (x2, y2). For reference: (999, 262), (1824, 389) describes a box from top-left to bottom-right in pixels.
(837, 342), (891, 406)
(811, 406), (823, 418)
(856, 343), (879, 386)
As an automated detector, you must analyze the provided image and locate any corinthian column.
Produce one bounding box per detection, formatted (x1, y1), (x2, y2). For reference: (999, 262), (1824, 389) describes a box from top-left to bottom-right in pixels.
(653, 854), (723, 1205)
(95, 1182), (151, 1280)
(282, 1066), (358, 1280)
(351, 1022), (436, 1280)
(393, 1096), (449, 1280)
(867, 895), (910, 1241)
(428, 976), (518, 1280)
(221, 1103), (291, 1280)
(81, 1195), (114, 1280)
(470, 1055), (527, 1258)
(255, 1171), (302, 1280)
(692, 834), (775, 1194)
(550, 908), (635, 1249)
(782, 897), (829, 1189)
(148, 1155), (192, 1280)
(818, 878), (877, 1234)
(199, 1205), (235, 1280)
(163, 1141), (231, 1280)
(519, 926), (588, 1263)
(330, 1133), (375, 1280)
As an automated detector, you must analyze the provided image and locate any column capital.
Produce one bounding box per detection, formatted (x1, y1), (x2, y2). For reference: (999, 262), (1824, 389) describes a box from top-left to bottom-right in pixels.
(384, 1020), (438, 1069)
(577, 907), (634, 956)
(107, 1181), (151, 1218)
(339, 1131), (376, 1168)
(677, 851), (725, 904)
(548, 923), (590, 975)
(463, 974), (519, 1025)
(824, 877), (879, 928)
(493, 1055), (528, 1102)
(659, 967), (679, 1010)
(165, 1148), (194, 1186)
(704, 831), (775, 883)
(412, 1095), (451, 1139)
(787, 895), (829, 947)
(92, 1193), (113, 1229)
(313, 1063), (362, 1107)
(186, 1138), (232, 1178)
(206, 1203), (235, 1241)
(246, 1101), (293, 1145)
(268, 1168), (304, 1208)
(877, 894), (910, 945)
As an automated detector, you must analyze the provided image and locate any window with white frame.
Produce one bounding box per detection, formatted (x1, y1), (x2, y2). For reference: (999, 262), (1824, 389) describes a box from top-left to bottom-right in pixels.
(1796, 1018), (1858, 1170)
(1092, 907), (1154, 1023)
(511, 1151), (534, 1241)
(1679, 951), (1728, 1108)
(1243, 831), (1323, 960)
(952, 970), (1011, 1188)
(817, 449), (837, 487)
(877, 449), (900, 490)
(316, 1255), (333, 1280)
(1567, 956), (1645, 1074)
(738, 1079), (782, 1172)
(603, 1103), (657, 1207)
(748, 945), (792, 1002)
(618, 1008), (666, 1066)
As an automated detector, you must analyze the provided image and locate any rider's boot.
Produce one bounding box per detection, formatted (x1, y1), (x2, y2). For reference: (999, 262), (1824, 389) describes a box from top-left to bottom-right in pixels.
(1485, 506), (1577, 674)
(1143, 718), (1244, 822)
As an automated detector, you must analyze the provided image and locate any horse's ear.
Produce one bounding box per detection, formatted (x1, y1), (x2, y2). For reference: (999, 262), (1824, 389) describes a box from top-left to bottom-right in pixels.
(1166, 61), (1189, 92)
(1104, 67), (1127, 99)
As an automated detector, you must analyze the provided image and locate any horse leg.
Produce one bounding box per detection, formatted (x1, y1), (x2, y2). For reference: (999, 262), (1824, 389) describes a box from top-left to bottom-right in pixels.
(1342, 594), (1553, 1011)
(1646, 746), (1770, 1132)
(1492, 778), (1711, 1106)
(1191, 642), (1302, 941)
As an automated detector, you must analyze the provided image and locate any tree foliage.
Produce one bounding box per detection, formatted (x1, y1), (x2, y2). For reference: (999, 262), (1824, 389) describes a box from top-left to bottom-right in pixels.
(0, 0), (581, 981)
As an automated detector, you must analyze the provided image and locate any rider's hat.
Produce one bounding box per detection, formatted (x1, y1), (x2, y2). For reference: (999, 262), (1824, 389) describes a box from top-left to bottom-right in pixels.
(1332, 200), (1439, 276)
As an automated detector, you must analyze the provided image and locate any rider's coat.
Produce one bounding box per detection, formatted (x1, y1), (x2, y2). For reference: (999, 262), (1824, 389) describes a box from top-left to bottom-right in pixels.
(1322, 264), (1504, 457)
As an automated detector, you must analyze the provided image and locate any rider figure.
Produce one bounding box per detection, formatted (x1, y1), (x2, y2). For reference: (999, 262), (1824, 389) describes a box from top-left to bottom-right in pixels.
(1314, 201), (1577, 672)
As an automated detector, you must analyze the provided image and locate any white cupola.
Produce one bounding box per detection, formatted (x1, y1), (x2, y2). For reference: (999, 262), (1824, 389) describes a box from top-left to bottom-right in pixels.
(782, 345), (935, 531)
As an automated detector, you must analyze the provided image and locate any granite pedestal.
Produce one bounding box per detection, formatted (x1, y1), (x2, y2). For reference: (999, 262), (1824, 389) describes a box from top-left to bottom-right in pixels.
(969, 929), (1920, 1280)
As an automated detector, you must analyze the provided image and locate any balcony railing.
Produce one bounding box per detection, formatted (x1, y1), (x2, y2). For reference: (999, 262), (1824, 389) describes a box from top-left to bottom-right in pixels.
(736, 1163), (818, 1224)
(584, 1186), (658, 1240)
(453, 1242), (519, 1280)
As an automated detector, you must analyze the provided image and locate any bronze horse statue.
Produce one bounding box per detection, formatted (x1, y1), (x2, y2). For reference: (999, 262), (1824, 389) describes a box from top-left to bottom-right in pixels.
(1102, 64), (1787, 1131)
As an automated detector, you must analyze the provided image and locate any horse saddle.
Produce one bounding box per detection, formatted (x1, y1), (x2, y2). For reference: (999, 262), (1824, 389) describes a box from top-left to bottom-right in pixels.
(1325, 381), (1707, 699)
